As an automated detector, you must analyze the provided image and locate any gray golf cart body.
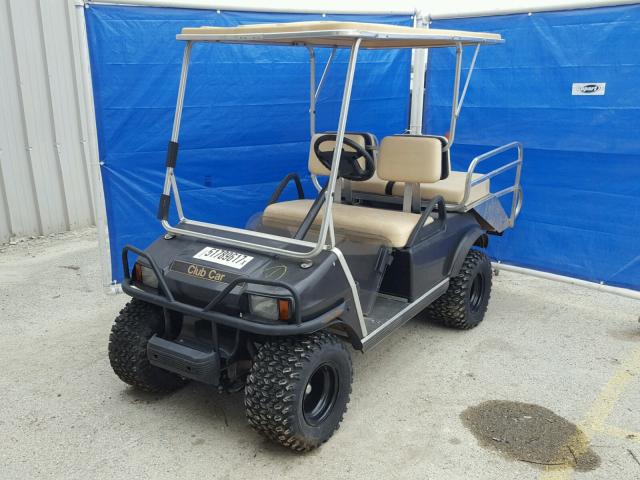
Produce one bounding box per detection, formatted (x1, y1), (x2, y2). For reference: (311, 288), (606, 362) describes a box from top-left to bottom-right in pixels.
(120, 21), (523, 385)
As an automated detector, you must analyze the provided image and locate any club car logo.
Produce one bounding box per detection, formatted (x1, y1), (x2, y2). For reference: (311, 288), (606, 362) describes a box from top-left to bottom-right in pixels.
(187, 264), (226, 282)
(170, 260), (229, 283)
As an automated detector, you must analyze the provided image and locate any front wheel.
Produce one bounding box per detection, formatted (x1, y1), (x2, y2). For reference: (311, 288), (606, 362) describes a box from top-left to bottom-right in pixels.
(244, 332), (352, 452)
(108, 299), (187, 393)
(425, 249), (492, 329)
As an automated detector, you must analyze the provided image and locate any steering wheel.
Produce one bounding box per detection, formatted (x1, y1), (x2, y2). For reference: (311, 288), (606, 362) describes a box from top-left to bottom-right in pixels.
(313, 134), (375, 181)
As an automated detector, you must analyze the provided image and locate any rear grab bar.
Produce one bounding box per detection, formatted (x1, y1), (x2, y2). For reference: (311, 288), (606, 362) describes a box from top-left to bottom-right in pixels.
(452, 141), (523, 227)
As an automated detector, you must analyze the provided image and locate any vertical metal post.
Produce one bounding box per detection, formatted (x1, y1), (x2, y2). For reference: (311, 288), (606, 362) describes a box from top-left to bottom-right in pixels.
(307, 47), (316, 136)
(402, 183), (421, 213)
(308, 47), (338, 193)
(308, 46), (337, 136)
(307, 47), (323, 192)
(409, 12), (427, 135)
(72, 0), (113, 290)
(403, 184), (413, 212)
(317, 39), (361, 249)
(509, 146), (523, 227)
(162, 41), (193, 197)
(444, 42), (462, 152)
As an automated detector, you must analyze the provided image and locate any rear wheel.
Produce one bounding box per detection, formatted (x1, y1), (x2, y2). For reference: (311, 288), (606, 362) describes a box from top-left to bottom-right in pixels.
(108, 299), (187, 393)
(426, 249), (492, 329)
(244, 332), (352, 452)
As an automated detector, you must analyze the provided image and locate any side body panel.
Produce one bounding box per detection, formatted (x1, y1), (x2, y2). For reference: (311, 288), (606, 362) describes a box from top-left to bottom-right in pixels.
(380, 213), (483, 301)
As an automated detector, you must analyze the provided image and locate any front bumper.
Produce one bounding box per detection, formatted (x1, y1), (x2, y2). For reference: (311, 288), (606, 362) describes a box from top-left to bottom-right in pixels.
(123, 278), (344, 335)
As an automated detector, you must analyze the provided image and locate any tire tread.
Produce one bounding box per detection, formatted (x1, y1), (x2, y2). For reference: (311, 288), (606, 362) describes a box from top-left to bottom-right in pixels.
(108, 299), (186, 393)
(425, 249), (491, 329)
(244, 332), (351, 452)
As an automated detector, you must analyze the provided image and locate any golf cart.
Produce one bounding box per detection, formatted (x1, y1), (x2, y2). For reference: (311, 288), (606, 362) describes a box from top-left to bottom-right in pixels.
(109, 21), (523, 451)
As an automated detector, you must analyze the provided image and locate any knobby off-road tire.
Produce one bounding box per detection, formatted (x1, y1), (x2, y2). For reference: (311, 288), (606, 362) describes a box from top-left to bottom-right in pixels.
(426, 249), (492, 329)
(108, 299), (187, 393)
(245, 332), (352, 452)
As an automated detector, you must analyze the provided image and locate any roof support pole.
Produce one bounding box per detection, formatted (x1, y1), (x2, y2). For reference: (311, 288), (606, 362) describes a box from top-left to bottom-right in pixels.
(307, 47), (316, 136)
(444, 42), (463, 152)
(162, 41), (192, 197)
(170, 41), (192, 143)
(308, 47), (338, 192)
(319, 38), (361, 249)
(306, 47), (337, 138)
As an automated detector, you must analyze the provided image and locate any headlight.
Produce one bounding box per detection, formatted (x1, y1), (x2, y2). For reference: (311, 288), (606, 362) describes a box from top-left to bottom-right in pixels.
(249, 295), (292, 321)
(133, 263), (159, 289)
(249, 295), (279, 321)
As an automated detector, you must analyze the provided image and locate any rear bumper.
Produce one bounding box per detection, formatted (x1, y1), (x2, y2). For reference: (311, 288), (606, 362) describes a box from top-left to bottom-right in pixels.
(122, 278), (345, 336)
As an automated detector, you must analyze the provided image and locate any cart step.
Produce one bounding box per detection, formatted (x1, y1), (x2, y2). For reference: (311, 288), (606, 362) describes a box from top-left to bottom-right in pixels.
(147, 335), (220, 385)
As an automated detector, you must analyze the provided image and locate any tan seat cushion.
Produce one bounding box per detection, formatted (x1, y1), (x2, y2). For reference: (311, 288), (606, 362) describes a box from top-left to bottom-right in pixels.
(262, 199), (433, 248)
(353, 171), (490, 205)
(413, 171), (489, 204)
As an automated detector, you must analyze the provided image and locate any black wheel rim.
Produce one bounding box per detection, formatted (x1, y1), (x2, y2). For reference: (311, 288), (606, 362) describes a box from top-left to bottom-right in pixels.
(469, 272), (485, 313)
(302, 363), (339, 427)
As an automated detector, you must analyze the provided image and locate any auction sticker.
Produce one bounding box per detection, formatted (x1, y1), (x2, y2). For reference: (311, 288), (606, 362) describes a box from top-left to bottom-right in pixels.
(193, 247), (253, 269)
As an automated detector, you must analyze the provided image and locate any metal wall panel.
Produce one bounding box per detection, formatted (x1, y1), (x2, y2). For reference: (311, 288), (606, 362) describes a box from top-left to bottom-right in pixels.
(0, 0), (96, 243)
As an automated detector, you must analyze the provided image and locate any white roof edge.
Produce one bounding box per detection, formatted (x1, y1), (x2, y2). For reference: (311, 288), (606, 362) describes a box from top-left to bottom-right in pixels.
(175, 32), (504, 47)
(84, 0), (416, 15)
(427, 0), (638, 20)
(85, 0), (638, 19)
(177, 21), (503, 47)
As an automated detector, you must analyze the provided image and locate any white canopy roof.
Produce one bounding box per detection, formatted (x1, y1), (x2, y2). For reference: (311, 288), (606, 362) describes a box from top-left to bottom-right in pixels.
(177, 21), (503, 48)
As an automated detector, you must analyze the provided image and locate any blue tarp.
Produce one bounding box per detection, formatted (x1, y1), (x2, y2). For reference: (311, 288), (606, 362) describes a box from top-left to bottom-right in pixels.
(85, 5), (412, 282)
(426, 4), (640, 290)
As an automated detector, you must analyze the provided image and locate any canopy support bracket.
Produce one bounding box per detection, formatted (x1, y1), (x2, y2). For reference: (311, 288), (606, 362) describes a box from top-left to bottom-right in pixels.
(444, 43), (480, 151)
(308, 46), (337, 136)
(315, 47), (337, 101)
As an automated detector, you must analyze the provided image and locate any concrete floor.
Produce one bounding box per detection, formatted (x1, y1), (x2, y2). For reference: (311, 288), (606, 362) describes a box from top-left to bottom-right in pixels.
(1, 229), (639, 480)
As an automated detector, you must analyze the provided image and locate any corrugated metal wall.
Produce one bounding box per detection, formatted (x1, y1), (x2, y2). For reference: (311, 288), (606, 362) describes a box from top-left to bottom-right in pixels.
(0, 0), (98, 243)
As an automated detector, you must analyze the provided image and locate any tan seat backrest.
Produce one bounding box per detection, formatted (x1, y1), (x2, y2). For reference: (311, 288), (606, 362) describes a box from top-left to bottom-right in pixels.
(377, 135), (442, 184)
(308, 133), (368, 176)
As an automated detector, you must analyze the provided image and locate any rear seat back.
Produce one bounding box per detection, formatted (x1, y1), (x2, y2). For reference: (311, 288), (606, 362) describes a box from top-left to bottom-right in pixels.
(377, 135), (444, 184)
(351, 134), (490, 206)
(308, 132), (377, 176)
(423, 135), (450, 180)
